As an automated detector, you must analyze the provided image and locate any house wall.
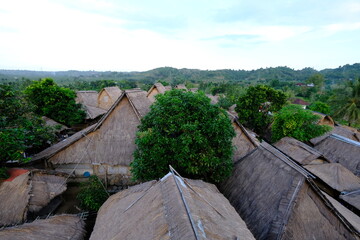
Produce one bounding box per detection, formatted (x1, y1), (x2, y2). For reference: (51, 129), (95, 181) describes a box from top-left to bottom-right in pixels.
(53, 163), (132, 186)
(147, 88), (160, 102)
(98, 91), (113, 110)
(49, 96), (140, 185)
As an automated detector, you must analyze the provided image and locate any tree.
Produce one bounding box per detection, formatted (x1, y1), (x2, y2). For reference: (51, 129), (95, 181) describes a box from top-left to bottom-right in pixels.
(308, 101), (331, 114)
(24, 78), (85, 126)
(272, 104), (332, 142)
(0, 85), (56, 163)
(131, 90), (235, 183)
(306, 73), (325, 92)
(330, 78), (360, 127)
(235, 85), (287, 135)
(76, 176), (109, 211)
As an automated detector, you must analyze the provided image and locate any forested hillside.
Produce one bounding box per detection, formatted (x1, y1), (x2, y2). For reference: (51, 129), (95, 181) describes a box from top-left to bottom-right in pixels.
(1, 63), (360, 86)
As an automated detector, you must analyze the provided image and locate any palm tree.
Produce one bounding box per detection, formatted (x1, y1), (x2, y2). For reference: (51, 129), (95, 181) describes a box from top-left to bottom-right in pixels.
(331, 78), (360, 126)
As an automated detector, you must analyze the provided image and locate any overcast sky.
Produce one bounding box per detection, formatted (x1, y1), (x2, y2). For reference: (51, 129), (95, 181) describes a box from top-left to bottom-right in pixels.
(0, 0), (359, 71)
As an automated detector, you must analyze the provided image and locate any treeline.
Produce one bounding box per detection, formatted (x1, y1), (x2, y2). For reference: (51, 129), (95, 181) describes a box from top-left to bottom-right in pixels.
(1, 63), (360, 85)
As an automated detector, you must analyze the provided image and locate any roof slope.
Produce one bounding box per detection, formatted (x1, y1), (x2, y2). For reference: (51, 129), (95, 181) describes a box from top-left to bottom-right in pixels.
(0, 171), (31, 227)
(90, 172), (255, 240)
(312, 134), (360, 176)
(0, 215), (85, 240)
(102, 86), (122, 101)
(76, 91), (106, 119)
(31, 89), (152, 165)
(219, 142), (360, 240)
(304, 163), (360, 192)
(311, 126), (360, 145)
(274, 137), (324, 165)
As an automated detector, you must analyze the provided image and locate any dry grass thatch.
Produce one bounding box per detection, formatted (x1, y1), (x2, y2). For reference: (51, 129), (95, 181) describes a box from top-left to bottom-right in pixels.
(0, 214), (85, 240)
(98, 86), (122, 110)
(205, 94), (219, 105)
(76, 91), (106, 119)
(0, 171), (31, 227)
(28, 170), (68, 213)
(340, 191), (360, 211)
(219, 142), (360, 240)
(311, 126), (360, 145)
(304, 163), (360, 192)
(31, 89), (152, 167)
(90, 172), (255, 240)
(174, 84), (188, 90)
(274, 137), (324, 165)
(312, 134), (360, 177)
(146, 83), (171, 102)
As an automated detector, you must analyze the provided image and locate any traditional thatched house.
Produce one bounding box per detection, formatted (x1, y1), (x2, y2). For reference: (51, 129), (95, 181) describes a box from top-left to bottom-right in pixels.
(42, 116), (68, 133)
(90, 171), (255, 240)
(0, 214), (85, 240)
(311, 134), (360, 176)
(219, 142), (360, 239)
(228, 112), (259, 161)
(274, 137), (326, 165)
(206, 94), (219, 105)
(76, 90), (106, 120)
(312, 111), (335, 127)
(189, 87), (198, 92)
(146, 82), (171, 102)
(174, 84), (188, 91)
(98, 86), (122, 110)
(291, 98), (310, 109)
(0, 169), (67, 227)
(31, 89), (152, 185)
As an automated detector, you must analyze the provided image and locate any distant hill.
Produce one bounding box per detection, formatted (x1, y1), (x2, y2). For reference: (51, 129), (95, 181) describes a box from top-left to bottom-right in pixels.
(1, 63), (359, 85)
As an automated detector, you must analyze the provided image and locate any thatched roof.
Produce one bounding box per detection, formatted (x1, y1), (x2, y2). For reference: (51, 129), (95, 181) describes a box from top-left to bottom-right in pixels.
(0, 170), (31, 227)
(189, 87), (198, 92)
(0, 214), (85, 240)
(0, 169), (67, 227)
(76, 91), (106, 119)
(98, 86), (123, 110)
(174, 84), (188, 90)
(228, 112), (259, 161)
(205, 94), (219, 105)
(274, 137), (324, 165)
(146, 83), (171, 102)
(311, 126), (360, 145)
(312, 111), (335, 127)
(76, 90), (98, 107)
(304, 163), (360, 192)
(90, 171), (255, 240)
(340, 191), (360, 211)
(28, 170), (68, 213)
(41, 116), (68, 132)
(312, 134), (360, 177)
(219, 142), (360, 239)
(31, 89), (152, 166)
(99, 86), (122, 102)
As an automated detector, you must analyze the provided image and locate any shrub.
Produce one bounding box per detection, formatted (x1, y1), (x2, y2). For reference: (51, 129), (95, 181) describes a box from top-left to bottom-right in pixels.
(76, 176), (109, 211)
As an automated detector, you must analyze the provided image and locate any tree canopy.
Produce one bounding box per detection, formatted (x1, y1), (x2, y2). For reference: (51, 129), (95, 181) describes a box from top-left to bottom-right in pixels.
(308, 101), (331, 115)
(24, 78), (85, 126)
(131, 90), (235, 183)
(0, 84), (56, 163)
(235, 85), (287, 136)
(272, 104), (332, 142)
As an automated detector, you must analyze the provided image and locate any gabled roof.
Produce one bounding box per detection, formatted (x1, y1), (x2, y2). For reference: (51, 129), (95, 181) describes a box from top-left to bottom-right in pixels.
(174, 84), (187, 90)
(220, 142), (360, 239)
(99, 86), (122, 101)
(205, 94), (219, 105)
(146, 82), (167, 96)
(274, 137), (324, 165)
(90, 170), (255, 240)
(304, 163), (360, 192)
(41, 116), (68, 132)
(31, 89), (151, 162)
(312, 134), (360, 177)
(0, 215), (85, 240)
(75, 91), (98, 107)
(311, 126), (360, 145)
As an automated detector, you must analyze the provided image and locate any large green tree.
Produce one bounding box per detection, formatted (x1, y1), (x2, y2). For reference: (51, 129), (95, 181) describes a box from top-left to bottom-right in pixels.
(0, 85), (56, 163)
(272, 104), (332, 142)
(131, 90), (235, 183)
(24, 78), (85, 126)
(235, 85), (287, 135)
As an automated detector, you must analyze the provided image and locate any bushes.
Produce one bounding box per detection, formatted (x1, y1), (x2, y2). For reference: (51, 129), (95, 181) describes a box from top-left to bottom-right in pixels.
(76, 176), (109, 211)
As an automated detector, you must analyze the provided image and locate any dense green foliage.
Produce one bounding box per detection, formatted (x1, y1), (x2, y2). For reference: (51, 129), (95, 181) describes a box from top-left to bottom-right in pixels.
(131, 90), (235, 183)
(308, 101), (331, 114)
(272, 105), (332, 142)
(0, 167), (9, 179)
(0, 85), (56, 163)
(24, 78), (85, 126)
(76, 176), (109, 211)
(235, 85), (287, 135)
(329, 78), (360, 127)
